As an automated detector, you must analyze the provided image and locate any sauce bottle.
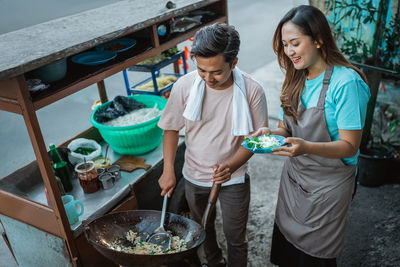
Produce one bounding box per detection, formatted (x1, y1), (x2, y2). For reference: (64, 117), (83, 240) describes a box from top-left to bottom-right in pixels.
(49, 144), (73, 192)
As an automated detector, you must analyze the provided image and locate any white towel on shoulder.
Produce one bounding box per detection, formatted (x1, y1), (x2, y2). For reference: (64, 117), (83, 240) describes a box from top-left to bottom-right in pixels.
(183, 67), (254, 136)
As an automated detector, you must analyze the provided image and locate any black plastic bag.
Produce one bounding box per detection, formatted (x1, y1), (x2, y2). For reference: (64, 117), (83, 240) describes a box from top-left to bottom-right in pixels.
(95, 95), (145, 123)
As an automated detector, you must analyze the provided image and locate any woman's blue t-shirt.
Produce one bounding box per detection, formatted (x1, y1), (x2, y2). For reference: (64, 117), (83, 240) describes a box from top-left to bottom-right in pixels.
(279, 66), (371, 165)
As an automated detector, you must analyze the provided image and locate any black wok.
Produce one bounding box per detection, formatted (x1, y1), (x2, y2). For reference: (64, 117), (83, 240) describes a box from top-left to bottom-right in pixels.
(84, 210), (206, 267)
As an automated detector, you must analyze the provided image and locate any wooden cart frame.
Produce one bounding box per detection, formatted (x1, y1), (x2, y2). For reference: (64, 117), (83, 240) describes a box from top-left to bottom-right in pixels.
(0, 1), (227, 265)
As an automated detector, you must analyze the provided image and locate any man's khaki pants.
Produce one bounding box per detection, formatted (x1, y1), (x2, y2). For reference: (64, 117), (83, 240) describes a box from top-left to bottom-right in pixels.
(185, 175), (250, 267)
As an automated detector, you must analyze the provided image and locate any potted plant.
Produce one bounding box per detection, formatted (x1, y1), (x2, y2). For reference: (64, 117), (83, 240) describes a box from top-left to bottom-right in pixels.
(358, 103), (400, 186)
(320, 0), (400, 186)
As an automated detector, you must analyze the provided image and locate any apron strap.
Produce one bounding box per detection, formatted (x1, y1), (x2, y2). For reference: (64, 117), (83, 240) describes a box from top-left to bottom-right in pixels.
(317, 65), (333, 108)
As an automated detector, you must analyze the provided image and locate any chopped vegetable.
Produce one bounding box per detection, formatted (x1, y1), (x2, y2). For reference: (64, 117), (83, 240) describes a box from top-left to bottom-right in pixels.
(73, 147), (97, 155)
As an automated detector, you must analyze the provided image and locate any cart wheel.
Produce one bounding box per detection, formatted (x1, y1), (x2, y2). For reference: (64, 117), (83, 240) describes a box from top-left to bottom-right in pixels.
(168, 177), (189, 215)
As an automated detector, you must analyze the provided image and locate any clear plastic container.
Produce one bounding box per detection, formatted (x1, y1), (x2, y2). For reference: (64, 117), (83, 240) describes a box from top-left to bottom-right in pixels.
(93, 157), (111, 169)
(75, 161), (99, 194)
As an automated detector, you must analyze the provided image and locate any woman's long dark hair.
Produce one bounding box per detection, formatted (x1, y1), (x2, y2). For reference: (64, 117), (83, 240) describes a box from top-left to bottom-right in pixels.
(273, 5), (367, 122)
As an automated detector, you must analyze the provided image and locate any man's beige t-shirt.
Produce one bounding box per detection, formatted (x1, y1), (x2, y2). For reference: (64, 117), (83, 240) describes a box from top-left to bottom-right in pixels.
(158, 70), (267, 185)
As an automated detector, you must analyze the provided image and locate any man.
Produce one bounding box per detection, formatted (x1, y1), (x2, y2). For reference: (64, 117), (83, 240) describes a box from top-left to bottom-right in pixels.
(157, 23), (268, 267)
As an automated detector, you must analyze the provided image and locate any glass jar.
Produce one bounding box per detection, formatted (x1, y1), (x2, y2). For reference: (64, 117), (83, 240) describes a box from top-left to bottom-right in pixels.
(75, 161), (99, 194)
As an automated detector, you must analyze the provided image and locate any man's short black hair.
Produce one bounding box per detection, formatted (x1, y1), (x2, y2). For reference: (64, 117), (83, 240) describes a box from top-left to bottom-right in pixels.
(190, 23), (240, 66)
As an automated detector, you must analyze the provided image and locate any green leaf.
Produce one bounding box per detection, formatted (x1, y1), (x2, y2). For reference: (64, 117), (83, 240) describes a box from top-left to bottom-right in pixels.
(389, 120), (399, 133)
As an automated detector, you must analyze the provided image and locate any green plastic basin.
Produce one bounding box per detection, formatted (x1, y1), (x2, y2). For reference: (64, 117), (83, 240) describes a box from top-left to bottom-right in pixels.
(90, 95), (166, 155)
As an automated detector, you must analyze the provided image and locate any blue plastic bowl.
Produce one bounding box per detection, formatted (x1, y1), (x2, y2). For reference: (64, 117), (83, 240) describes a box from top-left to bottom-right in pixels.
(71, 51), (117, 66)
(241, 135), (286, 154)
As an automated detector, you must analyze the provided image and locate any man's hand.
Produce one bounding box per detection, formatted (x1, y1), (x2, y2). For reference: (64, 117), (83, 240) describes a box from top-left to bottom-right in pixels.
(251, 127), (272, 137)
(158, 171), (176, 197)
(212, 163), (232, 184)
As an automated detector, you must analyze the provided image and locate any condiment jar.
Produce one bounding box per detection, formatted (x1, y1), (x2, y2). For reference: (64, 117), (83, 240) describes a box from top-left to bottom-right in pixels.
(99, 172), (115, 190)
(75, 161), (99, 194)
(93, 157), (111, 170)
(107, 165), (121, 180)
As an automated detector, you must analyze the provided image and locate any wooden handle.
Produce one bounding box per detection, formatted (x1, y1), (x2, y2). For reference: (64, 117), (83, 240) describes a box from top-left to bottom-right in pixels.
(208, 182), (221, 203)
(201, 182), (221, 228)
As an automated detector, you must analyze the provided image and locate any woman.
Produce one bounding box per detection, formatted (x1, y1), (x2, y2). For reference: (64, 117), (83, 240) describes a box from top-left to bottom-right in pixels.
(252, 5), (370, 267)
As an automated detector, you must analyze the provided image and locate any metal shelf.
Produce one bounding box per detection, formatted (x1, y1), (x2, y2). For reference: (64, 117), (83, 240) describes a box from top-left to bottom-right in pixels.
(128, 51), (185, 72)
(122, 50), (188, 95)
(130, 72), (182, 95)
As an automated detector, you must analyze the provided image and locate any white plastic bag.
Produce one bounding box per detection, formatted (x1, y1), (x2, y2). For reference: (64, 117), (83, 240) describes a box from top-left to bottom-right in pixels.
(67, 138), (102, 165)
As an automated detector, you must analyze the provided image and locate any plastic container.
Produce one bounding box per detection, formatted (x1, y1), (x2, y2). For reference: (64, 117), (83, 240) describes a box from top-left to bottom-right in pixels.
(67, 138), (102, 165)
(75, 161), (99, 194)
(90, 95), (167, 155)
(93, 157), (111, 169)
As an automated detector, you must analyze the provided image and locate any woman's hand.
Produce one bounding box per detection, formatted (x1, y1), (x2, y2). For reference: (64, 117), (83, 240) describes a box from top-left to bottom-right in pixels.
(158, 171), (176, 197)
(272, 130), (363, 158)
(251, 127), (272, 137)
(212, 163), (232, 184)
(272, 137), (309, 157)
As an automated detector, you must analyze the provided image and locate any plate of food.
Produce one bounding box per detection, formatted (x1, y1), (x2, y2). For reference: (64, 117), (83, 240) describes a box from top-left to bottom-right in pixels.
(96, 38), (137, 53)
(241, 134), (286, 153)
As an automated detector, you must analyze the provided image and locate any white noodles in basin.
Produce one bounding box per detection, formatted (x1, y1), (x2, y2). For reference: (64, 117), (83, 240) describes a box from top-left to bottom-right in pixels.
(103, 105), (162, 127)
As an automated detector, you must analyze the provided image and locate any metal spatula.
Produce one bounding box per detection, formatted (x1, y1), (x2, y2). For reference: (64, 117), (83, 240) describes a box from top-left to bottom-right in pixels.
(147, 194), (172, 251)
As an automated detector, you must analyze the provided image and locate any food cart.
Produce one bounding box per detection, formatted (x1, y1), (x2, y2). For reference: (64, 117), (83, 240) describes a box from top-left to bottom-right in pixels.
(0, 0), (227, 265)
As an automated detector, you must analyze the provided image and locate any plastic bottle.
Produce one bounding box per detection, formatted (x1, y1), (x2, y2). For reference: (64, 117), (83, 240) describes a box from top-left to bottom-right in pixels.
(157, 20), (172, 40)
(157, 24), (168, 36)
(49, 144), (73, 192)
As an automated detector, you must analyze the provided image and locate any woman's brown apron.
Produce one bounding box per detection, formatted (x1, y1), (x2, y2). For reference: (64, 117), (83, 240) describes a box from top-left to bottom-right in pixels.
(275, 66), (356, 258)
